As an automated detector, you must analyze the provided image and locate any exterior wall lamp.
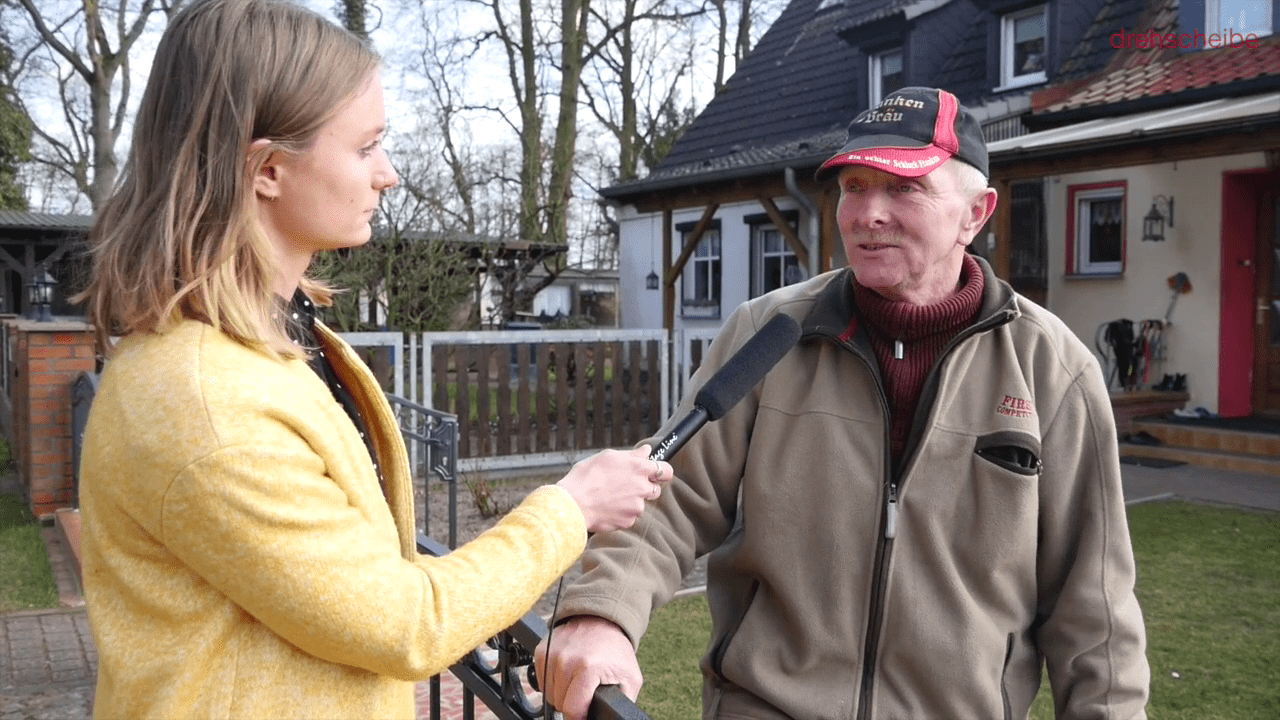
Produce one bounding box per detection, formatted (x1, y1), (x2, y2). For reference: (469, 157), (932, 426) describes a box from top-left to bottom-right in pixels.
(26, 266), (56, 322)
(1142, 195), (1174, 242)
(645, 269), (660, 290)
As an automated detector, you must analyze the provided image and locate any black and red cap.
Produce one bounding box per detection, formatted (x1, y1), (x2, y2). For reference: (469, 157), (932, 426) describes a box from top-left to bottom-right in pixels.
(816, 87), (988, 181)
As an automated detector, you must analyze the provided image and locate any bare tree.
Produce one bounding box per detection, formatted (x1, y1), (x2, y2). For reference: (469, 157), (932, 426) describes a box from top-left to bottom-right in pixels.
(8, 0), (186, 210)
(702, 0), (785, 92)
(346, 0), (786, 324)
(582, 0), (703, 183)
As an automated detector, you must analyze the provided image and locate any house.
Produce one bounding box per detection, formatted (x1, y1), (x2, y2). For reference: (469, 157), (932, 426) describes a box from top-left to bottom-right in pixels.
(985, 0), (1280, 419)
(524, 265), (620, 327)
(605, 0), (1279, 423)
(603, 0), (1115, 344)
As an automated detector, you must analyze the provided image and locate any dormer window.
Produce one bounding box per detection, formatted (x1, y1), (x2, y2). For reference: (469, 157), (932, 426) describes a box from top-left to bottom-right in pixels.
(1000, 5), (1047, 89)
(869, 48), (905, 106)
(1207, 0), (1273, 38)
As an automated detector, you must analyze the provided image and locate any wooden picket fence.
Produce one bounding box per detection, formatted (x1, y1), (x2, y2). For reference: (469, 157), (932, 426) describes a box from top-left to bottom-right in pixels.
(435, 334), (662, 458)
(336, 328), (726, 469)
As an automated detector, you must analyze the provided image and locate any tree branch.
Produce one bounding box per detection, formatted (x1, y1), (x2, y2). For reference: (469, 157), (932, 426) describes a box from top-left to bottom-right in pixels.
(13, 0), (94, 78)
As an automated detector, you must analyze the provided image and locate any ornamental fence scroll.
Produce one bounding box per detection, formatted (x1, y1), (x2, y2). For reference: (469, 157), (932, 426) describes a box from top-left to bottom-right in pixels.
(385, 393), (460, 548)
(416, 532), (652, 720)
(392, 395), (650, 719)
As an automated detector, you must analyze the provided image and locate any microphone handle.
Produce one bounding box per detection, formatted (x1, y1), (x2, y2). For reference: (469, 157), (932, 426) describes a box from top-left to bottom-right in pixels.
(648, 405), (710, 462)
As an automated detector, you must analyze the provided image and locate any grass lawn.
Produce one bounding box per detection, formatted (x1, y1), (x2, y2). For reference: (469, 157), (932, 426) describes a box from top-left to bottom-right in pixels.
(635, 500), (1280, 720)
(0, 499), (59, 614)
(0, 436), (60, 614)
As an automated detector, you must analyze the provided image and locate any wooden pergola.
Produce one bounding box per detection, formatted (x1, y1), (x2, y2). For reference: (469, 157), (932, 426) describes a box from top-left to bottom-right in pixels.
(0, 211), (92, 318)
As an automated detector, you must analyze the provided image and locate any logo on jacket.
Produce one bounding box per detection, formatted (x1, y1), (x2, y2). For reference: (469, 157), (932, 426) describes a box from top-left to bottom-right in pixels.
(997, 394), (1035, 418)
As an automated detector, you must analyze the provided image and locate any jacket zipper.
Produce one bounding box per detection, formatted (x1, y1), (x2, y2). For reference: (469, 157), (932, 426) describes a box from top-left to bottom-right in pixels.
(1001, 632), (1016, 720)
(851, 309), (1018, 720)
(854, 358), (896, 720)
(900, 308), (1018, 472)
(855, 480), (896, 720)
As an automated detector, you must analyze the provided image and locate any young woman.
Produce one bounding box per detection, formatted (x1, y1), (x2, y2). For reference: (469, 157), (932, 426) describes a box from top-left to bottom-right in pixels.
(75, 1), (670, 717)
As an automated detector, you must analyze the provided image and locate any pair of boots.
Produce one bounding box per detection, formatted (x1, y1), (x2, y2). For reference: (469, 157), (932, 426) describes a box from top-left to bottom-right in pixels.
(1153, 373), (1186, 392)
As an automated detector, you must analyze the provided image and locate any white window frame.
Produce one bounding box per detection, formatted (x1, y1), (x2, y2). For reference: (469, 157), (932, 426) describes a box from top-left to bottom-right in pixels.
(999, 5), (1048, 90)
(1207, 0), (1273, 40)
(1072, 186), (1126, 276)
(681, 228), (721, 318)
(751, 224), (808, 298)
(869, 47), (905, 106)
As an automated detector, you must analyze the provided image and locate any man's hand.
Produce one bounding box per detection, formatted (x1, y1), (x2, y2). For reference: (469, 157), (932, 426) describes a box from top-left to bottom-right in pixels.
(535, 616), (643, 720)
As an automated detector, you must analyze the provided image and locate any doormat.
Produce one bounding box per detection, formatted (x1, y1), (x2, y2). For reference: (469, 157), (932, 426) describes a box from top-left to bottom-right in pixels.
(1120, 456), (1186, 469)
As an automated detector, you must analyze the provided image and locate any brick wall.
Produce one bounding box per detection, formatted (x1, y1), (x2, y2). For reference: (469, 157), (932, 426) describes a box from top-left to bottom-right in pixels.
(5, 319), (96, 518)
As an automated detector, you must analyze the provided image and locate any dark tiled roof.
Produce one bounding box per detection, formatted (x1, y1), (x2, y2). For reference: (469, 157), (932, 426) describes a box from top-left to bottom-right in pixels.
(837, 0), (955, 28)
(932, 13), (990, 103)
(1033, 0), (1280, 115)
(605, 0), (866, 196)
(935, 0), (1149, 115)
(610, 0), (1198, 199)
(1056, 0), (1151, 80)
(0, 210), (93, 231)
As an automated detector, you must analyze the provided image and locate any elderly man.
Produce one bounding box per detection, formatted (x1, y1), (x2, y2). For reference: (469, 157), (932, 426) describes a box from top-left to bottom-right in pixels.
(538, 87), (1149, 720)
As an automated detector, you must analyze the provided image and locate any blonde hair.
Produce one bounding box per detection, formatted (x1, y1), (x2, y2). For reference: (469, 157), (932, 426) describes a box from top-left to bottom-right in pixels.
(77, 0), (380, 358)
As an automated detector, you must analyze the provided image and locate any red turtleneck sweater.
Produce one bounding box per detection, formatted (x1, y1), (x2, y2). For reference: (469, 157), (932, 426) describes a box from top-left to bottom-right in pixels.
(853, 252), (985, 465)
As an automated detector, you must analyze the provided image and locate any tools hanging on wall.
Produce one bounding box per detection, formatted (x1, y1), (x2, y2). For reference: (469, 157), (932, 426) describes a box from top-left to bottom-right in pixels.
(1165, 271), (1192, 323)
(1096, 273), (1190, 392)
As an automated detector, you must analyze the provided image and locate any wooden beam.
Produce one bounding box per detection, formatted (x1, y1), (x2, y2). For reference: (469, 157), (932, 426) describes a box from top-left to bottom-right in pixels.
(624, 176), (817, 215)
(665, 202), (720, 286)
(22, 244), (33, 316)
(0, 245), (23, 275)
(756, 196), (809, 269)
(991, 127), (1280, 182)
(41, 240), (77, 268)
(819, 185), (841, 272)
(991, 177), (1012, 280)
(662, 209), (674, 334)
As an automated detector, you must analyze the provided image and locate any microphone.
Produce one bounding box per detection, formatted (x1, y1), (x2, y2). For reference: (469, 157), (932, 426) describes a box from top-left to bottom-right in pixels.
(650, 313), (802, 462)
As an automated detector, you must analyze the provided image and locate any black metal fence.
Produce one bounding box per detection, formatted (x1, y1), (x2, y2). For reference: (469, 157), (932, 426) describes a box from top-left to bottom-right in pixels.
(392, 394), (650, 720)
(416, 533), (648, 720)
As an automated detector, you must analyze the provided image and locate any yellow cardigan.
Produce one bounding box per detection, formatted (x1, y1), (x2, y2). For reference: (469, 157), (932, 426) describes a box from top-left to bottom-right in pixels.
(79, 320), (586, 719)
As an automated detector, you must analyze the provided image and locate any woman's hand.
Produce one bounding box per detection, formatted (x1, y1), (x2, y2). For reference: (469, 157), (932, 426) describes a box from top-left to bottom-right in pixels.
(555, 445), (672, 533)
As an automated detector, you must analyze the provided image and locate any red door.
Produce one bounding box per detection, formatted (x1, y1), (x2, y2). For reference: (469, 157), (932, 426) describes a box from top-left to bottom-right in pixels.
(1253, 187), (1280, 417)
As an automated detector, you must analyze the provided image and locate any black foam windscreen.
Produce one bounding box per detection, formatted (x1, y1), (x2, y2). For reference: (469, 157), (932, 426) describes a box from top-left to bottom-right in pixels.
(694, 313), (802, 420)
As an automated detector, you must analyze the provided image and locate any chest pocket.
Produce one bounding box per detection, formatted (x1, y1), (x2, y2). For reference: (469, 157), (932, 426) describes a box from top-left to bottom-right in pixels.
(975, 430), (1042, 476)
